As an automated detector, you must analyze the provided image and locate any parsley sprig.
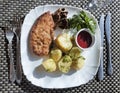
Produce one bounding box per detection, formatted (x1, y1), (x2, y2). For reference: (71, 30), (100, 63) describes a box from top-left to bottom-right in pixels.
(68, 11), (96, 34)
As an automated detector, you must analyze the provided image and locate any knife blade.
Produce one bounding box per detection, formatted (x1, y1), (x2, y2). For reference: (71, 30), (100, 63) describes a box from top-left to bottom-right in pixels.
(105, 12), (113, 76)
(97, 14), (104, 81)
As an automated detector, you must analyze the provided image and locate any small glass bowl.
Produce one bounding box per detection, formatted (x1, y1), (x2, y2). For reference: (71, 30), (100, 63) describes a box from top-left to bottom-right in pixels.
(75, 28), (95, 51)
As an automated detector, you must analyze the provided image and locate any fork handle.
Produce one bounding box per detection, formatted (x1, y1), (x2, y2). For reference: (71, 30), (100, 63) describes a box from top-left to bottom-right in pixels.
(8, 43), (16, 83)
(106, 42), (113, 76)
(16, 36), (22, 84)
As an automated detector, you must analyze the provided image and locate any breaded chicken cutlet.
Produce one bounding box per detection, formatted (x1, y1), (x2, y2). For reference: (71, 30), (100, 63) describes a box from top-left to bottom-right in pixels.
(30, 11), (55, 56)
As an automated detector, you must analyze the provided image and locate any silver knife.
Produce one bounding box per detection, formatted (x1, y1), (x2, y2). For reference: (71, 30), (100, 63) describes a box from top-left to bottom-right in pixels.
(98, 14), (104, 80)
(105, 12), (113, 75)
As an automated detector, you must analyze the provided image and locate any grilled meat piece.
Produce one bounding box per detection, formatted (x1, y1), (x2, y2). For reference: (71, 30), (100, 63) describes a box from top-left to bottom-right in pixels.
(30, 11), (55, 56)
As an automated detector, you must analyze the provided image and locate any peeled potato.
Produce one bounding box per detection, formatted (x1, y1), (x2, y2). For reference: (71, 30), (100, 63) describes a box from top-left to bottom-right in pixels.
(71, 36), (77, 47)
(69, 47), (81, 60)
(72, 56), (85, 70)
(50, 48), (62, 62)
(55, 33), (73, 52)
(42, 59), (56, 72)
(58, 55), (72, 73)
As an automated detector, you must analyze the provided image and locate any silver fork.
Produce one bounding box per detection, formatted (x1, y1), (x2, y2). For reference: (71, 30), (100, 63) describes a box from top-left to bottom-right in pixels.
(5, 27), (16, 83)
(11, 17), (22, 84)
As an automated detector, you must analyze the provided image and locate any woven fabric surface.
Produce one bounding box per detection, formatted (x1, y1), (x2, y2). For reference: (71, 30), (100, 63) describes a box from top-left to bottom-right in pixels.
(0, 0), (119, 93)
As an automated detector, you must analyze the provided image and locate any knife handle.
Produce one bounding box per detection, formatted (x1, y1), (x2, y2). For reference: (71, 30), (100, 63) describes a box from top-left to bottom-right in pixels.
(97, 47), (104, 80)
(106, 42), (113, 76)
(16, 36), (22, 84)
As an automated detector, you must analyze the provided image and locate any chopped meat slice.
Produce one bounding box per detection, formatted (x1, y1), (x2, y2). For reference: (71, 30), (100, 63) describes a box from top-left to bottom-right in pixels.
(52, 8), (68, 29)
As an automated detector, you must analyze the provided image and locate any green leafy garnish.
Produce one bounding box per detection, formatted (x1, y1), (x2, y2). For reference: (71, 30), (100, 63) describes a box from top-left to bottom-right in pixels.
(68, 11), (96, 34)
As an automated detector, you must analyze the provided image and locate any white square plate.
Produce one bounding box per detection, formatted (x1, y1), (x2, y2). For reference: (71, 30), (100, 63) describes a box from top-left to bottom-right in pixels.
(21, 5), (101, 88)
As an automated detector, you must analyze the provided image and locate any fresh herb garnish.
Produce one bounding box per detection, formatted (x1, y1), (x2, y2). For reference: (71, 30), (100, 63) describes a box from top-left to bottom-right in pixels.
(68, 11), (96, 34)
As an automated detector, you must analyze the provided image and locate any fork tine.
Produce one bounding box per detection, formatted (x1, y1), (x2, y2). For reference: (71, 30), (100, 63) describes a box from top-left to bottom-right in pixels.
(5, 22), (8, 31)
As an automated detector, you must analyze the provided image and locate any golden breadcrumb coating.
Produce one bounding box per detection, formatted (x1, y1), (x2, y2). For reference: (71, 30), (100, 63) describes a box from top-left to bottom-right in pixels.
(30, 11), (55, 56)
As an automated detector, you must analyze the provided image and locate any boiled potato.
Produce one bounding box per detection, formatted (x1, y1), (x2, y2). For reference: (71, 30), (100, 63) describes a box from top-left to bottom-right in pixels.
(55, 33), (73, 52)
(42, 59), (56, 72)
(50, 48), (62, 62)
(72, 56), (85, 70)
(71, 36), (77, 47)
(58, 55), (72, 73)
(69, 47), (81, 60)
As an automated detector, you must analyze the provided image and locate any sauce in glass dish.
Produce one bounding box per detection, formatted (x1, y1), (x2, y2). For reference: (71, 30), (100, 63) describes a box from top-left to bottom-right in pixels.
(77, 31), (92, 48)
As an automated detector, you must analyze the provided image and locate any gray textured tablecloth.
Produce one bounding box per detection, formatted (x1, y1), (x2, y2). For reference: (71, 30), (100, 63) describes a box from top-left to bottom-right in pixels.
(0, 0), (119, 93)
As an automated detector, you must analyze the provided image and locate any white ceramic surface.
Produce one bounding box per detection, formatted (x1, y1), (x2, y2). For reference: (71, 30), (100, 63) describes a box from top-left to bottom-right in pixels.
(21, 5), (101, 88)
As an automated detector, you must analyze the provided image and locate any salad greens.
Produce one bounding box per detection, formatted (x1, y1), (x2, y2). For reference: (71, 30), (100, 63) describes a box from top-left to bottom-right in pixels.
(68, 11), (96, 34)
